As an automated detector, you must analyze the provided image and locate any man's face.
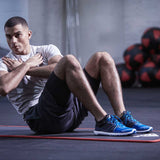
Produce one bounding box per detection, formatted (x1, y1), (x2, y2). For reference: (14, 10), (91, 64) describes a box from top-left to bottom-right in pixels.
(5, 24), (32, 55)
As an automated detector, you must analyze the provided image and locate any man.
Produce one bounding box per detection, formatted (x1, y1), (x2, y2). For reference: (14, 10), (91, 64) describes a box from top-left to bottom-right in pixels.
(0, 16), (152, 136)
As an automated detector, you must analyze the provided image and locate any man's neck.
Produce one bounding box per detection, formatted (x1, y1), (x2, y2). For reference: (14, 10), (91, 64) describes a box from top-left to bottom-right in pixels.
(15, 45), (31, 55)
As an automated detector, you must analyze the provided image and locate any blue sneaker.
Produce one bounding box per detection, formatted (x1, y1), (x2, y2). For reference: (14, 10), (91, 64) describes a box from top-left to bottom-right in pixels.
(94, 114), (136, 136)
(120, 111), (153, 133)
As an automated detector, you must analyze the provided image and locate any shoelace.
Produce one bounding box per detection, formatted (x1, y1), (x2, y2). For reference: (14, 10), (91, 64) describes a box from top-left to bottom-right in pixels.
(108, 115), (125, 128)
(123, 112), (139, 124)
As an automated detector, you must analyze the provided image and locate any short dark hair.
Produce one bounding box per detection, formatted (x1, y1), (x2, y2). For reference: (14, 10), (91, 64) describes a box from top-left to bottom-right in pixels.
(4, 16), (28, 29)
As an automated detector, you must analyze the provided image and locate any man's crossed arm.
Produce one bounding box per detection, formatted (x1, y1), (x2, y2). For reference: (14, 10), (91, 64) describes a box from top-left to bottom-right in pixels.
(0, 53), (62, 96)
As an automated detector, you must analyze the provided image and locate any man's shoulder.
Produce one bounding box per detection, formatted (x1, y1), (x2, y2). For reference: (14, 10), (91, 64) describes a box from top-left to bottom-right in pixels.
(31, 44), (58, 49)
(31, 44), (61, 55)
(0, 51), (12, 71)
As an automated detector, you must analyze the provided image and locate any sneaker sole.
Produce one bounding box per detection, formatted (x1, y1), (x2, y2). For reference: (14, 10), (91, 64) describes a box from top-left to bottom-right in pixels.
(93, 129), (136, 136)
(136, 127), (153, 133)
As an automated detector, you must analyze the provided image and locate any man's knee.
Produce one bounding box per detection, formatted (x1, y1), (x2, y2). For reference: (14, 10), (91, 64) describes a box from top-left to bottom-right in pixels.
(54, 54), (81, 80)
(94, 51), (115, 66)
(63, 54), (81, 71)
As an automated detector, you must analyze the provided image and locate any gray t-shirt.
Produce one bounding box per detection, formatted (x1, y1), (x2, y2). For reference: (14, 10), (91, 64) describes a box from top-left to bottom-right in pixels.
(0, 44), (62, 114)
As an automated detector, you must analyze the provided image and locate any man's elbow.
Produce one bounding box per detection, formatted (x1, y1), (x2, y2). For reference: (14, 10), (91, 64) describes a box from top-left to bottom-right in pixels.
(0, 85), (9, 96)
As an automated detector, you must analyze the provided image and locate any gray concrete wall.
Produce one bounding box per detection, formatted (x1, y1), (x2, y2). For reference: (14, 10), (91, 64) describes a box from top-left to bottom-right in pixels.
(0, 0), (28, 49)
(124, 0), (160, 50)
(28, 0), (66, 54)
(78, 0), (160, 65)
(1, 0), (160, 65)
(78, 0), (124, 65)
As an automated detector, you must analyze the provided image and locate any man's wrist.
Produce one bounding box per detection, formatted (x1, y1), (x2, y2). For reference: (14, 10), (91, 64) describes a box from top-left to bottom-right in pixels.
(22, 62), (32, 73)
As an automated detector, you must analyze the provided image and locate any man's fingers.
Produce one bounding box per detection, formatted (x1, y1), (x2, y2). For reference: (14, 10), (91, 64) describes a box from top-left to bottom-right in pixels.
(2, 57), (9, 62)
(35, 53), (42, 57)
(2, 59), (10, 65)
(18, 58), (23, 63)
(2, 57), (13, 63)
(35, 53), (43, 62)
(2, 57), (12, 65)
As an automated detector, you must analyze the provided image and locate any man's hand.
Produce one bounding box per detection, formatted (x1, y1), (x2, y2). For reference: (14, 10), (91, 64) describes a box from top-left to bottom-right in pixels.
(2, 53), (43, 71)
(26, 54), (62, 78)
(0, 53), (43, 95)
(25, 53), (43, 68)
(2, 57), (23, 71)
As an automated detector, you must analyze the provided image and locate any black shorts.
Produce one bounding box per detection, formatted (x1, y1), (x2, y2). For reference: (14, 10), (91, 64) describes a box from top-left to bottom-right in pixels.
(24, 69), (100, 134)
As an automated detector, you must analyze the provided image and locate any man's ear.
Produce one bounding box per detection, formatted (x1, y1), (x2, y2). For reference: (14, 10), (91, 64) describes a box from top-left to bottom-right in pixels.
(28, 30), (32, 39)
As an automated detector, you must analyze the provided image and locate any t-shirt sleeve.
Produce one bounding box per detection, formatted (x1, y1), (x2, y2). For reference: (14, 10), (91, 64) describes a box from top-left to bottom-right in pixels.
(43, 44), (62, 61)
(0, 59), (8, 71)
